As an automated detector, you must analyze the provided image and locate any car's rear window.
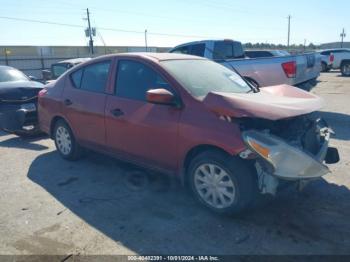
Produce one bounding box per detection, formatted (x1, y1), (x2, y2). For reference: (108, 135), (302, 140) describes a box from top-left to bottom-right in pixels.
(213, 41), (245, 59)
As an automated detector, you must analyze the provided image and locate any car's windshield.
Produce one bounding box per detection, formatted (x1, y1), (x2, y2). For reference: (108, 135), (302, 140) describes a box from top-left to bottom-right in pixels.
(52, 64), (70, 79)
(161, 59), (252, 99)
(0, 67), (29, 83)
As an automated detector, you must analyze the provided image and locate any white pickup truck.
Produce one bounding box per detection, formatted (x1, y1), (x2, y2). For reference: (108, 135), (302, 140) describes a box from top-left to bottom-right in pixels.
(319, 49), (350, 76)
(169, 40), (321, 88)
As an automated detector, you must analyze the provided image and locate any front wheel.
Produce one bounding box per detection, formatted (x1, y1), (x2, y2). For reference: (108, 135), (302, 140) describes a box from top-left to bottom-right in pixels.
(188, 151), (258, 215)
(53, 120), (82, 160)
(341, 62), (350, 77)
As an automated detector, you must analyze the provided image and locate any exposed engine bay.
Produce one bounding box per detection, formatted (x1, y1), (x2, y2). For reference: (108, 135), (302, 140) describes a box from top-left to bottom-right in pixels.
(238, 113), (326, 156)
(236, 113), (340, 195)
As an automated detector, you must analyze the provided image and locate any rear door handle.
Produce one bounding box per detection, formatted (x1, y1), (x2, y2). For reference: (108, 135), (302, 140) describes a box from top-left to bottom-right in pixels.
(110, 108), (124, 117)
(64, 99), (73, 106)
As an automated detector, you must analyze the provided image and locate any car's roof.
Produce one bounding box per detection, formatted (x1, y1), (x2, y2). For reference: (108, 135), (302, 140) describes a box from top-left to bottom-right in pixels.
(93, 52), (206, 62)
(57, 57), (91, 64)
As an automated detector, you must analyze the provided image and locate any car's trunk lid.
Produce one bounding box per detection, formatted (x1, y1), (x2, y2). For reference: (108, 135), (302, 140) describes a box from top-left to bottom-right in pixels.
(294, 53), (321, 85)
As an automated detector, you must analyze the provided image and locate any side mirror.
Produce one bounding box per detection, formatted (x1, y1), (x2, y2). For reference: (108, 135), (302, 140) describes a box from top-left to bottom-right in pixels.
(146, 88), (176, 106)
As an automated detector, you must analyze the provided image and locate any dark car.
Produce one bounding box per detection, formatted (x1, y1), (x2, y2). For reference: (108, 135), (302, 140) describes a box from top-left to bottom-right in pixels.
(0, 65), (44, 136)
(38, 53), (338, 215)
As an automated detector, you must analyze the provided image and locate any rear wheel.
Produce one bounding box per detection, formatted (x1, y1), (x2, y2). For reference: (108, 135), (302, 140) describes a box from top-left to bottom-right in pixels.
(53, 120), (82, 160)
(321, 62), (328, 72)
(341, 61), (350, 77)
(188, 150), (258, 215)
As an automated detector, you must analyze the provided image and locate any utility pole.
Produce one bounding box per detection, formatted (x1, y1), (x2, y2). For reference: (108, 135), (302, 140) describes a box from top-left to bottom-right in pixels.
(340, 28), (346, 48)
(86, 8), (94, 54)
(304, 39), (307, 52)
(287, 15), (291, 50)
(144, 29), (148, 52)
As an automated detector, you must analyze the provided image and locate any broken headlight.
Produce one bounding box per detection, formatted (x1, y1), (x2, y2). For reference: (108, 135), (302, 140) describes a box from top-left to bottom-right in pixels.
(242, 130), (329, 180)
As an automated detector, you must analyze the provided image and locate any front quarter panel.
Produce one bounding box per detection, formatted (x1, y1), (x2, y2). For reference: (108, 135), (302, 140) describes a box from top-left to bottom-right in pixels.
(178, 99), (246, 170)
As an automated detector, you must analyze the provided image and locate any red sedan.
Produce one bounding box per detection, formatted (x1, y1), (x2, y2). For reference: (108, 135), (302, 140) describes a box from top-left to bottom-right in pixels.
(38, 53), (338, 214)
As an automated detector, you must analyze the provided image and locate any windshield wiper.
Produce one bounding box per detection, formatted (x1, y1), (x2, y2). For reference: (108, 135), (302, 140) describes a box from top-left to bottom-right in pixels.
(225, 63), (259, 93)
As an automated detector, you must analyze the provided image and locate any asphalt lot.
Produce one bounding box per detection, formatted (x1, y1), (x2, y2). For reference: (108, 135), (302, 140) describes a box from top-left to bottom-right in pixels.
(0, 71), (350, 256)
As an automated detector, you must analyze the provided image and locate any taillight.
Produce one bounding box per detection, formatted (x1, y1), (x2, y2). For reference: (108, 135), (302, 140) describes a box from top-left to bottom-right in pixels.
(38, 89), (48, 97)
(330, 53), (334, 63)
(282, 61), (296, 78)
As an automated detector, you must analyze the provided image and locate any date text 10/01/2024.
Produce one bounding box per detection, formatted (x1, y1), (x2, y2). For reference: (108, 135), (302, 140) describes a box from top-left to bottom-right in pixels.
(127, 256), (220, 261)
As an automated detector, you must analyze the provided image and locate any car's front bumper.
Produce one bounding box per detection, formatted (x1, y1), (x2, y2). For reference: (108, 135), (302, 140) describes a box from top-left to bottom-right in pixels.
(241, 121), (339, 195)
(0, 103), (38, 132)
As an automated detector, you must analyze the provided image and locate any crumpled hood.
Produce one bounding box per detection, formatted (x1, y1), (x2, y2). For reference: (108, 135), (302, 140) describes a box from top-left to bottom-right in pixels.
(202, 84), (323, 120)
(0, 81), (44, 102)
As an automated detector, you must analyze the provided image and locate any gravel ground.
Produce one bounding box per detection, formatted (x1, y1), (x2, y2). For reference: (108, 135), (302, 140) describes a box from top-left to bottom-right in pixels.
(0, 71), (349, 256)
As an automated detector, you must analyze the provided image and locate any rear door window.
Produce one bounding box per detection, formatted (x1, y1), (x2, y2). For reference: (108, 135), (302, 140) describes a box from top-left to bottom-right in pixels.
(71, 61), (111, 93)
(115, 60), (171, 101)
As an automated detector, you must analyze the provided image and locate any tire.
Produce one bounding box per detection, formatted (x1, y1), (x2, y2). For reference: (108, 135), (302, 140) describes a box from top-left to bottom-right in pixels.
(53, 119), (82, 160)
(321, 62), (327, 72)
(341, 61), (350, 77)
(188, 150), (258, 215)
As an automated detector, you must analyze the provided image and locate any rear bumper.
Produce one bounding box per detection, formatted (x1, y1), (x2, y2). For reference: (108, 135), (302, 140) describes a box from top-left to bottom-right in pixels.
(293, 73), (320, 86)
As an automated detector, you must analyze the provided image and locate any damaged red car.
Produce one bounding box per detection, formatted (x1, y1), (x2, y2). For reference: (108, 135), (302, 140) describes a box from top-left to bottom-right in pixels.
(38, 53), (339, 215)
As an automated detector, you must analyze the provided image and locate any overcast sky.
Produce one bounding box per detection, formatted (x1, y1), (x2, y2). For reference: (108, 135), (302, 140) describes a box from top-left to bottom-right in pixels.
(0, 0), (348, 47)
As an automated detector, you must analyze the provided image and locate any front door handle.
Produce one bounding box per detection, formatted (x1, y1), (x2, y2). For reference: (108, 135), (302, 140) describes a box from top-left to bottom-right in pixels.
(110, 108), (124, 117)
(64, 99), (73, 106)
